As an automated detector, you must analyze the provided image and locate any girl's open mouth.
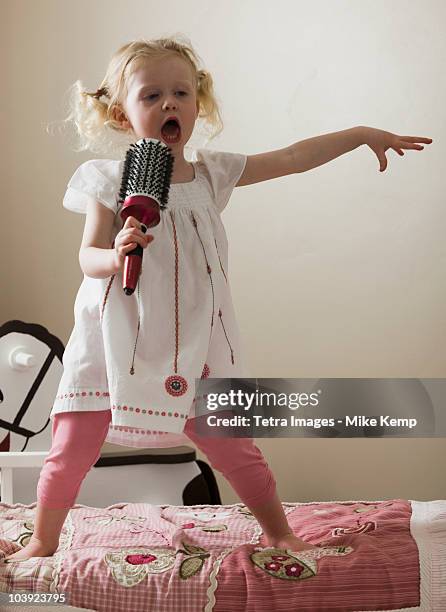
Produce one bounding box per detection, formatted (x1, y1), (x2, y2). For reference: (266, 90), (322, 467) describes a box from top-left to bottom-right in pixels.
(161, 119), (181, 144)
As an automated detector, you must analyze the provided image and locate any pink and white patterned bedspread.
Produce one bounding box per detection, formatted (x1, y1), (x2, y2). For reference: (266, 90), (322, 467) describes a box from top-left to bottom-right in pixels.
(0, 499), (445, 611)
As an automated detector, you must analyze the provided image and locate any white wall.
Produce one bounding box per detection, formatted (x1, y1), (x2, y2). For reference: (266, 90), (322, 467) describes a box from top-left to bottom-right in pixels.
(3, 0), (445, 503)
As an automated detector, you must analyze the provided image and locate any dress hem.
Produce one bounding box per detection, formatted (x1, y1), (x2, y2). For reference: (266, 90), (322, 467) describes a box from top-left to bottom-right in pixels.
(51, 388), (194, 436)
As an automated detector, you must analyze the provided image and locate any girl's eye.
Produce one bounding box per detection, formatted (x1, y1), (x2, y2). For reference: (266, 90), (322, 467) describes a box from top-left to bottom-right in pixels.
(144, 91), (187, 100)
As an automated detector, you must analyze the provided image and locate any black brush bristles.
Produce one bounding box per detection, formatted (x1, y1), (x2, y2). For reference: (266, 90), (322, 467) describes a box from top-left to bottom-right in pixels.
(118, 138), (174, 209)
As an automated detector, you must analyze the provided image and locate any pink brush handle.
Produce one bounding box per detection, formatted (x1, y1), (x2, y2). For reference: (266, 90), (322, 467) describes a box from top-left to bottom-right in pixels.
(120, 195), (161, 295)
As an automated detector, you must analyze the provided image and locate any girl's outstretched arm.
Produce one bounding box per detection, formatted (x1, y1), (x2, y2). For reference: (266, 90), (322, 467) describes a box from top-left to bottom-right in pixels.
(235, 126), (433, 187)
(289, 125), (433, 174)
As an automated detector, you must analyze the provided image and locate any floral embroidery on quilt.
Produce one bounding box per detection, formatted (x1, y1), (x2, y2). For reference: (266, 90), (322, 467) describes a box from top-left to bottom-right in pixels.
(250, 545), (354, 581)
(250, 547), (317, 580)
(83, 513), (146, 529)
(176, 509), (232, 533)
(175, 509), (232, 523)
(332, 520), (377, 537)
(176, 541), (210, 580)
(8, 521), (34, 548)
(181, 521), (228, 533)
(105, 540), (211, 586)
(105, 547), (176, 586)
(199, 524), (228, 533)
(237, 507), (256, 520)
(83, 513), (170, 544)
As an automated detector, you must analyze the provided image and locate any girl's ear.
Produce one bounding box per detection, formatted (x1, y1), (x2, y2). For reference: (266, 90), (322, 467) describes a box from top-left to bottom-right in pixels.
(110, 104), (131, 130)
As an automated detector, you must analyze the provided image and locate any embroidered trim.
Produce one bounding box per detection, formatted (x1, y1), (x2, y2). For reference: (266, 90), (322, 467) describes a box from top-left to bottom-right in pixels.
(214, 237), (228, 283)
(111, 404), (187, 419)
(109, 426), (174, 434)
(101, 275), (115, 322)
(56, 391), (110, 399)
(170, 210), (180, 373)
(190, 211), (215, 336)
(218, 309), (234, 364)
(201, 363), (210, 379)
(206, 207), (228, 284)
(129, 279), (141, 375)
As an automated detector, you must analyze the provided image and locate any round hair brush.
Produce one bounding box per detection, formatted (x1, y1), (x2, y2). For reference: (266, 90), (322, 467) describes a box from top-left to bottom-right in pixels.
(118, 138), (174, 295)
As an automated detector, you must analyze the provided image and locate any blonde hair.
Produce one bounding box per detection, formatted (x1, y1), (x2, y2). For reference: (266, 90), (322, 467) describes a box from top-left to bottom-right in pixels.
(57, 35), (223, 157)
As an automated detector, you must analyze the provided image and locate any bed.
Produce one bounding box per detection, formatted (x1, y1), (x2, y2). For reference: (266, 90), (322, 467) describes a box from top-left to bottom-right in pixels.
(0, 498), (445, 611)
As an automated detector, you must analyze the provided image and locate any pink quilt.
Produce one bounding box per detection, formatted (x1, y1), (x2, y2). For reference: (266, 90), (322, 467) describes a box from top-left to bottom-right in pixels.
(0, 499), (445, 611)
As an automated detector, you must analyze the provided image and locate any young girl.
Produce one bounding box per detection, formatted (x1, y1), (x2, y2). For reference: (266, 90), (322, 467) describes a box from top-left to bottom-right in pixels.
(3, 36), (320, 563)
(3, 36), (431, 564)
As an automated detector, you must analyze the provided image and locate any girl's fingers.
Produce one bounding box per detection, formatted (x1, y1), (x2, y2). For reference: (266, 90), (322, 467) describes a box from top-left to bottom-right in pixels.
(399, 136), (432, 143)
(399, 142), (424, 150)
(120, 229), (150, 245)
(122, 236), (152, 249)
(116, 221), (154, 252)
(130, 228), (150, 241)
(124, 216), (147, 231)
(392, 135), (427, 150)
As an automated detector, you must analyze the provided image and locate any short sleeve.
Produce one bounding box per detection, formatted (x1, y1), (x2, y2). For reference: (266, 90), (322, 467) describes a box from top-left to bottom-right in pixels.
(62, 159), (122, 215)
(191, 149), (247, 213)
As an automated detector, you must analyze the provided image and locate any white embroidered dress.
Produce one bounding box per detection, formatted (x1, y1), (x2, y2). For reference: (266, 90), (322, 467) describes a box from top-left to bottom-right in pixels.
(51, 149), (249, 448)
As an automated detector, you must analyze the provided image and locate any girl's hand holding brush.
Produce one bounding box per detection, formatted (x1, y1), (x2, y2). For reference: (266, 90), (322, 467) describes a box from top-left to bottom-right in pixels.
(113, 216), (154, 271)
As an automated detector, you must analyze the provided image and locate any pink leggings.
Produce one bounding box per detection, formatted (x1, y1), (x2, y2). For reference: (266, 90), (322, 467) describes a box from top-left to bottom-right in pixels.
(37, 411), (277, 510)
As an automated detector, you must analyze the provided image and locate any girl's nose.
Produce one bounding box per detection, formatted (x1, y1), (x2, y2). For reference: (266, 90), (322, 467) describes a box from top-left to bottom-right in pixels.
(162, 98), (177, 110)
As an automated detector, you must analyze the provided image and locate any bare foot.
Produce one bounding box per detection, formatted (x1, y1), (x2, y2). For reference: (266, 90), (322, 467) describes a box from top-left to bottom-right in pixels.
(266, 532), (319, 553)
(3, 537), (58, 563)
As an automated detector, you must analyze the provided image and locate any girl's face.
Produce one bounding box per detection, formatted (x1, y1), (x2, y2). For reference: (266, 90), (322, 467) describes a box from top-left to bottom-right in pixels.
(120, 55), (199, 154)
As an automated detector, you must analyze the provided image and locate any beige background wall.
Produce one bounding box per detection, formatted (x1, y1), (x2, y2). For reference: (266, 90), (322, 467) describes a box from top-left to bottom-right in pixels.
(2, 0), (445, 503)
